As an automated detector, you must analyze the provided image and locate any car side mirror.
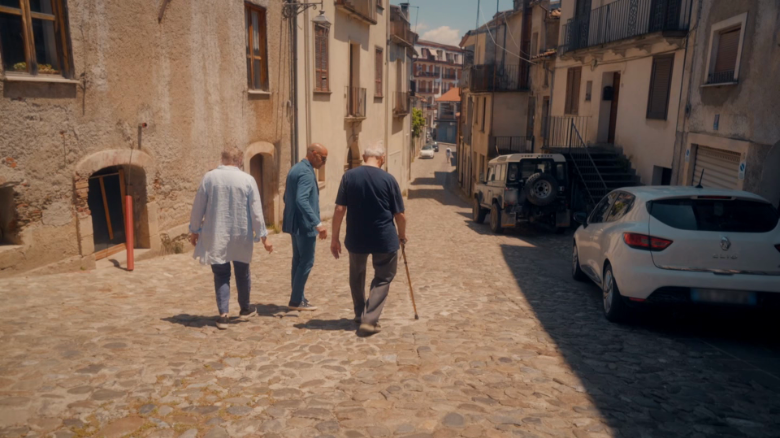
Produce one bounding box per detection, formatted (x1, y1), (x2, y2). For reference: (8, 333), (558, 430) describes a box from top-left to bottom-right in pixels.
(573, 212), (588, 226)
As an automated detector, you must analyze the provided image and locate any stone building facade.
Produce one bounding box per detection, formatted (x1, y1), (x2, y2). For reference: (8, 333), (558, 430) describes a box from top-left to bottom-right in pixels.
(671, 0), (780, 208)
(294, 0), (415, 217)
(0, 0), (291, 277)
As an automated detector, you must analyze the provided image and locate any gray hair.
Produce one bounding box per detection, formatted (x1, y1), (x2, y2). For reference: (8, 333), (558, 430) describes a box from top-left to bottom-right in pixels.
(362, 141), (385, 158)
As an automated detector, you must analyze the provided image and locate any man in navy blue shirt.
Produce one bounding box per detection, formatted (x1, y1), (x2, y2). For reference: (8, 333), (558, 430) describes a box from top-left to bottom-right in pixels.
(331, 142), (407, 336)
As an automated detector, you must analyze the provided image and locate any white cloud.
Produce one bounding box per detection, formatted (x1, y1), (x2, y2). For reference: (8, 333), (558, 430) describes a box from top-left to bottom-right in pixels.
(414, 21), (429, 33)
(420, 26), (462, 46)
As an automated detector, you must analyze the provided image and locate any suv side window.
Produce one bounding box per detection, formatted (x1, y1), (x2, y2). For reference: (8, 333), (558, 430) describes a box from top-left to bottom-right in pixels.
(498, 164), (506, 182)
(488, 166), (495, 182)
(606, 192), (635, 222)
(589, 192), (616, 224)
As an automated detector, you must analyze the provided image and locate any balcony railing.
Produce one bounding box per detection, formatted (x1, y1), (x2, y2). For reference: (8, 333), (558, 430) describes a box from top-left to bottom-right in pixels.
(391, 17), (416, 48)
(336, 0), (377, 25)
(469, 63), (529, 92)
(345, 86), (367, 119)
(442, 73), (457, 80)
(559, 0), (691, 54)
(414, 71), (438, 78)
(489, 136), (529, 158)
(394, 91), (410, 116)
(707, 70), (735, 85)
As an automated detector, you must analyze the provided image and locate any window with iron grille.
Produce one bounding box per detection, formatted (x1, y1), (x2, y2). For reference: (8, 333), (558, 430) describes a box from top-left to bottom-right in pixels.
(0, 0), (73, 78)
(314, 23), (330, 92)
(646, 55), (674, 120)
(246, 4), (269, 91)
(375, 47), (383, 97)
(704, 13), (746, 85)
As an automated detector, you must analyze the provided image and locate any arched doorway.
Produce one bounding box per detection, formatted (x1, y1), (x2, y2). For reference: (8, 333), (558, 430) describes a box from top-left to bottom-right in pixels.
(244, 141), (277, 226)
(74, 149), (158, 259)
(345, 140), (361, 171)
(249, 154), (270, 221)
(86, 165), (150, 259)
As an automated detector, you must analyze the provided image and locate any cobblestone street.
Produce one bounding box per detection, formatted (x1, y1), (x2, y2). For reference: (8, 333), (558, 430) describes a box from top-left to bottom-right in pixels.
(2, 152), (780, 438)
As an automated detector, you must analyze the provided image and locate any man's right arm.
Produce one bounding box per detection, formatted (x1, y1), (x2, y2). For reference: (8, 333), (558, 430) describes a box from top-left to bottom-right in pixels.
(394, 212), (407, 244)
(330, 205), (347, 259)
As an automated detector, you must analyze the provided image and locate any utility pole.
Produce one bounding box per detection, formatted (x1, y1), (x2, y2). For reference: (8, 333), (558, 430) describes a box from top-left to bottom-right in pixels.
(476, 0), (480, 29)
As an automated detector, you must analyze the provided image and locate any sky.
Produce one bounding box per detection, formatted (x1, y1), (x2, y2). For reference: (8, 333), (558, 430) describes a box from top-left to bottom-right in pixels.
(390, 0), (516, 47)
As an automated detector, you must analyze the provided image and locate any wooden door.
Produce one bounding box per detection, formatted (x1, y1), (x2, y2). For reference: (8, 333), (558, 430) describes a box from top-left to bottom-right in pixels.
(608, 72), (620, 144)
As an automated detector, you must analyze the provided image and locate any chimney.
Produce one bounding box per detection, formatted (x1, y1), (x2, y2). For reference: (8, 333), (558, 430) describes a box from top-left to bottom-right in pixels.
(400, 2), (409, 19)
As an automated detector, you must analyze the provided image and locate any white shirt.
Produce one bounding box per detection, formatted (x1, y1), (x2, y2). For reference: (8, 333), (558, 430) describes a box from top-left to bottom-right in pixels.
(188, 166), (268, 265)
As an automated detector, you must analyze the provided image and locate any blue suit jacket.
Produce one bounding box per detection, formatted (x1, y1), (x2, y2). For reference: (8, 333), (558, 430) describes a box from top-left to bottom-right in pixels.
(282, 159), (320, 237)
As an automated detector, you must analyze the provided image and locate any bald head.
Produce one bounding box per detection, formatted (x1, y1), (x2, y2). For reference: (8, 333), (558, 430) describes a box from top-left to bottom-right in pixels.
(306, 143), (328, 170)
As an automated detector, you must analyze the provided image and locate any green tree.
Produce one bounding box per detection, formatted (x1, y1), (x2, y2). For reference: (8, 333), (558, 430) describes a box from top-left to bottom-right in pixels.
(412, 108), (425, 139)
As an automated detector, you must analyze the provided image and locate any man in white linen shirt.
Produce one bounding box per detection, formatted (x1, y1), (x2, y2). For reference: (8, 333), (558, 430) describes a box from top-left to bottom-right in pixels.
(189, 147), (274, 330)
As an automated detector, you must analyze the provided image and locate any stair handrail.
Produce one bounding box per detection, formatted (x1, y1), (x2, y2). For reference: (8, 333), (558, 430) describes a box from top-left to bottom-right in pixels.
(570, 121), (608, 200)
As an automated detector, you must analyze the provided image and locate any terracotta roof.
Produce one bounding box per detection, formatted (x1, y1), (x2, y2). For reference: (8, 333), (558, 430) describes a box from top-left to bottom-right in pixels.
(436, 87), (461, 102)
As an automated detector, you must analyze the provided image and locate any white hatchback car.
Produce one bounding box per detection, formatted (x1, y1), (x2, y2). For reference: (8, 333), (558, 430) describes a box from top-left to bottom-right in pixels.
(420, 144), (435, 159)
(572, 186), (780, 322)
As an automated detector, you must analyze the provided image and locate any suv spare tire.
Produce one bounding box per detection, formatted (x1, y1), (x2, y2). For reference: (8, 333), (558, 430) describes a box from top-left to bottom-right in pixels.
(524, 172), (559, 207)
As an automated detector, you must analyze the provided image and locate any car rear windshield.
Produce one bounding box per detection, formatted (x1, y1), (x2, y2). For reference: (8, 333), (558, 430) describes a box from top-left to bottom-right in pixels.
(648, 198), (780, 233)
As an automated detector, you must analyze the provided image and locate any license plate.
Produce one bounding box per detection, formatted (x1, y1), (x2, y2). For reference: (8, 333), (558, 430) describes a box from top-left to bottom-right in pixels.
(690, 289), (757, 305)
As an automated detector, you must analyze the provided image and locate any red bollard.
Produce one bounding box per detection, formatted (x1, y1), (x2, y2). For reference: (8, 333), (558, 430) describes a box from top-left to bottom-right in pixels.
(125, 195), (134, 271)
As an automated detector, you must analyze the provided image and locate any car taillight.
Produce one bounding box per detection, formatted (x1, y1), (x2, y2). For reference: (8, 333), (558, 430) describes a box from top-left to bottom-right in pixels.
(623, 233), (673, 251)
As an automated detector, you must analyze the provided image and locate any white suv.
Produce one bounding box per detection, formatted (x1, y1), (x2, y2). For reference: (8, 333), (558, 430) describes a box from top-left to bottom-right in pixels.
(572, 186), (780, 322)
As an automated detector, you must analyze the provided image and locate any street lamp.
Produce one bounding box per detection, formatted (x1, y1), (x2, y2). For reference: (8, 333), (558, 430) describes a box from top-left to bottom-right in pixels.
(282, 0), (327, 20)
(311, 10), (331, 27)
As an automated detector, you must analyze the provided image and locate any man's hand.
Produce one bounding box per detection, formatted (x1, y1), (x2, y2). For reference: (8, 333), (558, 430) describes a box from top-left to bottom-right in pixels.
(331, 239), (342, 259)
(317, 225), (328, 240)
(262, 238), (274, 254)
(399, 235), (408, 246)
(189, 233), (199, 246)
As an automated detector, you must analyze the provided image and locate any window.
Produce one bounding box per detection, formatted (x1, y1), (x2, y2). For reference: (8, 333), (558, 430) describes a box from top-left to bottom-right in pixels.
(481, 97), (486, 131)
(314, 23), (330, 92)
(564, 67), (581, 115)
(488, 166), (496, 182)
(704, 13), (747, 85)
(376, 0), (382, 9)
(375, 47), (383, 97)
(245, 4), (269, 91)
(589, 192), (616, 224)
(606, 192), (635, 222)
(585, 80), (592, 101)
(648, 199), (779, 233)
(646, 55), (674, 120)
(0, 0), (73, 78)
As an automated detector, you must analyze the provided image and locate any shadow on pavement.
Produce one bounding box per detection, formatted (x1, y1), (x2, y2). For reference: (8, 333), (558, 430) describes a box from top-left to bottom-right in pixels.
(500, 243), (780, 436)
(408, 171), (470, 208)
(162, 314), (249, 329)
(293, 318), (357, 332)
(253, 303), (291, 318)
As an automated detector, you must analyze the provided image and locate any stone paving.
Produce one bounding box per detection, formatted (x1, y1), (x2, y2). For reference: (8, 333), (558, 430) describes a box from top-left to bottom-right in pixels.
(2, 153), (780, 438)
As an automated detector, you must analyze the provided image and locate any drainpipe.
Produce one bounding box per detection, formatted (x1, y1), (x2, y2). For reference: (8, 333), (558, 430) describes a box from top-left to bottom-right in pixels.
(303, 6), (312, 152)
(290, 0), (299, 165)
(384, 11), (390, 172)
(672, 0), (700, 185)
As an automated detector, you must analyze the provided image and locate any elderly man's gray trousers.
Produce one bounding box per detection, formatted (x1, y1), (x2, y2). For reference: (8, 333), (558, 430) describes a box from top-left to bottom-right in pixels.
(348, 252), (398, 325)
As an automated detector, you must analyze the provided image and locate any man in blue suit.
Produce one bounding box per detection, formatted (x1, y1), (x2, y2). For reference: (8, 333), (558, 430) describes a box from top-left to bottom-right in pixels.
(283, 143), (329, 311)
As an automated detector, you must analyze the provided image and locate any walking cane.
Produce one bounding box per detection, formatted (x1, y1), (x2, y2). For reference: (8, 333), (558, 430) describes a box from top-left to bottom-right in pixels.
(400, 242), (419, 320)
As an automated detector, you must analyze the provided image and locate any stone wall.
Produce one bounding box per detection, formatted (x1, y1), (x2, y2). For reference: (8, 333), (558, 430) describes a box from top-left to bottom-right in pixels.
(0, 0), (291, 277)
